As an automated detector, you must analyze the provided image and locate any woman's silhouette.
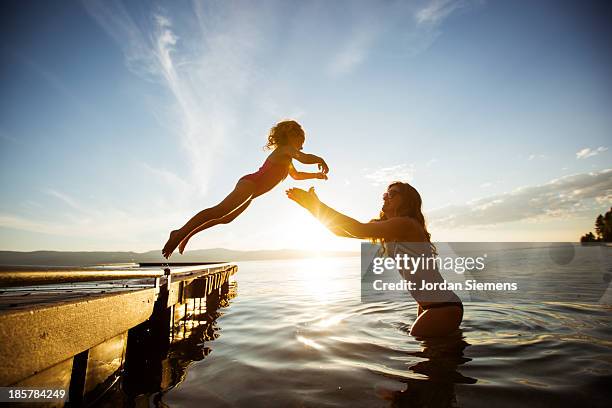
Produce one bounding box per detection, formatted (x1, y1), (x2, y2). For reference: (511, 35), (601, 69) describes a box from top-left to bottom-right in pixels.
(287, 182), (463, 337)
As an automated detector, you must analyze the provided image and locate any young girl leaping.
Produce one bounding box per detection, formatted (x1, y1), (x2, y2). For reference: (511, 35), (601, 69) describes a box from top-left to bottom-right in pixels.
(162, 120), (329, 258)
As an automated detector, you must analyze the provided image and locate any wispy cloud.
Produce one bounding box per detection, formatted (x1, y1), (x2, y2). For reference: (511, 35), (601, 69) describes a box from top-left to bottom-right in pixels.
(0, 210), (166, 248)
(364, 163), (416, 186)
(576, 146), (608, 159)
(399, 0), (481, 57)
(327, 0), (476, 75)
(139, 162), (189, 191)
(329, 28), (378, 76)
(415, 0), (464, 25)
(1, 186), (178, 250)
(83, 0), (481, 190)
(429, 169), (612, 228)
(0, 214), (65, 236)
(528, 153), (547, 160)
(44, 189), (87, 213)
(81, 0), (157, 79)
(82, 1), (263, 195)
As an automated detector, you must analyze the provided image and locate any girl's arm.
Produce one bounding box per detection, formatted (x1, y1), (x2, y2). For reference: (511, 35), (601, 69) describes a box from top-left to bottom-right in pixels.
(286, 187), (412, 239)
(280, 146), (329, 174)
(288, 163), (328, 180)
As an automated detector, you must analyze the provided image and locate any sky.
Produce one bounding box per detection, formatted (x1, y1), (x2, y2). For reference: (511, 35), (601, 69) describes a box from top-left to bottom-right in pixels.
(0, 0), (611, 253)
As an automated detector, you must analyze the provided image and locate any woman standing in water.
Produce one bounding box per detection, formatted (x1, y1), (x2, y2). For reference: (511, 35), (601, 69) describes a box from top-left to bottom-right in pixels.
(286, 182), (463, 337)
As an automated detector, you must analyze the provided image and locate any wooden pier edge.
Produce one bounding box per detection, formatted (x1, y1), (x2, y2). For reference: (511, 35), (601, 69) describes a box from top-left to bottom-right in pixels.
(0, 263), (238, 398)
(0, 288), (156, 386)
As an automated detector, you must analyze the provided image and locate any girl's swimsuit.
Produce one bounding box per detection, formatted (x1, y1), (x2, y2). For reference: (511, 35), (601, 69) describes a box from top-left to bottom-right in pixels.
(239, 157), (289, 198)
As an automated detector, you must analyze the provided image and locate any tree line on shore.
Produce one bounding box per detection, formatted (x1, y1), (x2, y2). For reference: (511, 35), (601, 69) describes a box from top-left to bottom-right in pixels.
(580, 207), (612, 242)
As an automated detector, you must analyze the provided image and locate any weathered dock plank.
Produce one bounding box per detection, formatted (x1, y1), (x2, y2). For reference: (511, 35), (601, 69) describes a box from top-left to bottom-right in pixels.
(0, 287), (156, 385)
(0, 262), (237, 404)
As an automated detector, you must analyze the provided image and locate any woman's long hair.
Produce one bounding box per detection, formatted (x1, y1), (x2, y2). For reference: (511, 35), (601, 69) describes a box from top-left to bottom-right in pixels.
(264, 120), (304, 150)
(373, 181), (437, 255)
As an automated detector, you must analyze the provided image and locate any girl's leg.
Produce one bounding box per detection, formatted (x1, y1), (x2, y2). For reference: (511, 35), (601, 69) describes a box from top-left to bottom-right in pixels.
(163, 180), (255, 258)
(409, 306), (462, 338)
(179, 199), (252, 254)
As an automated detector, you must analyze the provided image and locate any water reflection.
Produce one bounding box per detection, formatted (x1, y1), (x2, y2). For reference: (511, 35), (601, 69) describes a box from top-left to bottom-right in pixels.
(380, 331), (476, 408)
(100, 280), (238, 406)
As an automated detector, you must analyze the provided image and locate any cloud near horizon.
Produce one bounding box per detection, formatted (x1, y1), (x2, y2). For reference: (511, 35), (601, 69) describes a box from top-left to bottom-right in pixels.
(428, 169), (612, 228)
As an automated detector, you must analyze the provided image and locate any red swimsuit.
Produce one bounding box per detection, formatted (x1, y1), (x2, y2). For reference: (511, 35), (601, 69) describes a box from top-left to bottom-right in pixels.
(239, 158), (290, 197)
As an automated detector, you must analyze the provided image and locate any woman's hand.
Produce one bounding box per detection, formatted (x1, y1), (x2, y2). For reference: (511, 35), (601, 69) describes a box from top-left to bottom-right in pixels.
(315, 172), (328, 180)
(286, 186), (320, 210)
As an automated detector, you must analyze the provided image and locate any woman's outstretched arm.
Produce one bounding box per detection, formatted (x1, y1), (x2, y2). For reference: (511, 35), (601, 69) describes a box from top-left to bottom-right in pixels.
(327, 224), (358, 238)
(286, 187), (412, 240)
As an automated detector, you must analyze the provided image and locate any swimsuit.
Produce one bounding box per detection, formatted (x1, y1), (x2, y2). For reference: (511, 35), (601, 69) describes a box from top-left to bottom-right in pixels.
(385, 241), (464, 315)
(239, 157), (289, 198)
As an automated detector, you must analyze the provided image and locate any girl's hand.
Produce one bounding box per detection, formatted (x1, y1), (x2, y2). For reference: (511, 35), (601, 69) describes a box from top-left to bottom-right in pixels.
(317, 159), (329, 174)
(315, 172), (328, 180)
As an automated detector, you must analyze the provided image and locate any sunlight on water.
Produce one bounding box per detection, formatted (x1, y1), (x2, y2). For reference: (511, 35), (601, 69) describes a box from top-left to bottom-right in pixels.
(294, 256), (351, 302)
(296, 334), (325, 350)
(312, 312), (350, 329)
(158, 247), (612, 407)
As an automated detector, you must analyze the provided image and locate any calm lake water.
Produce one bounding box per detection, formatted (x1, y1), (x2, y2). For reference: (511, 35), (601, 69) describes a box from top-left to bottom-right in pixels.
(129, 245), (611, 407)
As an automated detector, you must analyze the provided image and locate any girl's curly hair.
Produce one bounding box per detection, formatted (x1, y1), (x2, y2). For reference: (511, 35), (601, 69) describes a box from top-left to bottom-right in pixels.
(264, 120), (305, 150)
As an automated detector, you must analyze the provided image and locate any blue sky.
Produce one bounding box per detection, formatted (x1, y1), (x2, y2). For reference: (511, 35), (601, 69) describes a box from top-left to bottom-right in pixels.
(1, 0), (610, 252)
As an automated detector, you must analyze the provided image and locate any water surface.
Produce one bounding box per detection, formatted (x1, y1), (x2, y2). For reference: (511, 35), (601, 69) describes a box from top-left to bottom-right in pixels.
(155, 248), (611, 407)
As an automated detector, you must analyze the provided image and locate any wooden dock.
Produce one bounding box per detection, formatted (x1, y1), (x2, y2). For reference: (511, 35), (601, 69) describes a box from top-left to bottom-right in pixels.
(0, 262), (237, 405)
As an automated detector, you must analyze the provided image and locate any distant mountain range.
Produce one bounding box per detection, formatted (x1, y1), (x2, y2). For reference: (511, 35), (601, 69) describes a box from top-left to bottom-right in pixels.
(0, 248), (359, 266)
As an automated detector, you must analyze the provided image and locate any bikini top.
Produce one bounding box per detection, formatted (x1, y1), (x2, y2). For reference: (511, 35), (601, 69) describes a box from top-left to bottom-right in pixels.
(385, 241), (460, 304)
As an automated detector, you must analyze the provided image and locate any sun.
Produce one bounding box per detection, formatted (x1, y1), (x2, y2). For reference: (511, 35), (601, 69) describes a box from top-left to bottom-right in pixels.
(282, 210), (339, 252)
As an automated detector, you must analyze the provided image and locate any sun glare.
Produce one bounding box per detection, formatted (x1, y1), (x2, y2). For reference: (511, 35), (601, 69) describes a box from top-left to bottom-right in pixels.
(294, 256), (349, 302)
(283, 211), (339, 252)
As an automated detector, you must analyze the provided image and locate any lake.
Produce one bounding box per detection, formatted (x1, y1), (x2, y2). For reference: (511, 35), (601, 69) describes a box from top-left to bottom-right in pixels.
(114, 245), (612, 407)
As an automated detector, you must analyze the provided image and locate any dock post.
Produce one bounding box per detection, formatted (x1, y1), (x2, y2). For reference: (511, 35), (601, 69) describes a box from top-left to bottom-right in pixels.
(221, 278), (229, 296)
(67, 350), (89, 405)
(123, 269), (171, 396)
(206, 287), (220, 314)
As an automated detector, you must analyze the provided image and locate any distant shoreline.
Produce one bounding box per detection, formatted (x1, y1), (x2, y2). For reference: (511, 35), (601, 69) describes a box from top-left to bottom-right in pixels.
(0, 242), (603, 267)
(0, 248), (360, 267)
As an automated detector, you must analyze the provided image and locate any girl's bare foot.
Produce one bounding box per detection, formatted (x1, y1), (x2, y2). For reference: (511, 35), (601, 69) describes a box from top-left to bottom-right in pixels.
(162, 229), (182, 259)
(178, 236), (190, 254)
